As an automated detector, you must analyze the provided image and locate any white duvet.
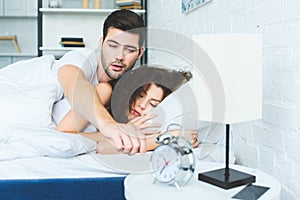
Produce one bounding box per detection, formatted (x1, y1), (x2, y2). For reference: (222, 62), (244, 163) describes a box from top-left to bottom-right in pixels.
(0, 55), (61, 129)
(0, 55), (96, 161)
(0, 56), (229, 164)
(0, 125), (96, 161)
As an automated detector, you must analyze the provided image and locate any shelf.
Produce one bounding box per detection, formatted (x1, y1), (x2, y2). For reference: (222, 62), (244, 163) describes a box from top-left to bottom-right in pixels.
(0, 15), (37, 18)
(0, 52), (37, 57)
(39, 47), (87, 57)
(39, 8), (146, 14)
(39, 47), (86, 51)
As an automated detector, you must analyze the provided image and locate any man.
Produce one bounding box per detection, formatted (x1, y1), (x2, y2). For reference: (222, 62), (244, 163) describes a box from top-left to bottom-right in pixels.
(53, 9), (147, 155)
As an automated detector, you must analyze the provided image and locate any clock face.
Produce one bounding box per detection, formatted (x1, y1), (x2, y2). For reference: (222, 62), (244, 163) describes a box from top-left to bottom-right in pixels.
(150, 145), (180, 183)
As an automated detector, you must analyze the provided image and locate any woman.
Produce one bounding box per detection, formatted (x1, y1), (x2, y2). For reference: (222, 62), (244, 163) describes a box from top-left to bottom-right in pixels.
(56, 65), (199, 153)
(97, 85), (199, 154)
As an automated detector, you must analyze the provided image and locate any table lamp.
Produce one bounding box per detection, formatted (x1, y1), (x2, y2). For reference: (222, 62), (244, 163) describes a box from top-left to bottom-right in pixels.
(192, 34), (262, 189)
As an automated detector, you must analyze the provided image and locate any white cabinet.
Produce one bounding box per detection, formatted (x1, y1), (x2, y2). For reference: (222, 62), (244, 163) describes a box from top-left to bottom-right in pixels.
(0, 57), (11, 68)
(0, 0), (3, 15)
(4, 0), (26, 16)
(12, 56), (35, 63)
(3, 0), (37, 16)
(26, 0), (38, 16)
(0, 1), (37, 57)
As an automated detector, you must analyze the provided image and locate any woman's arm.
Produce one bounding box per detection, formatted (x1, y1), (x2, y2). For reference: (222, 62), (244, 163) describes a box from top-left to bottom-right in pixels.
(56, 82), (112, 133)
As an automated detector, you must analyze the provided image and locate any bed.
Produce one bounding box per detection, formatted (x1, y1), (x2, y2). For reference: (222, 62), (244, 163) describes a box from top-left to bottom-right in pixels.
(0, 56), (229, 199)
(0, 129), (227, 200)
(0, 124), (152, 200)
(0, 151), (152, 200)
(0, 125), (152, 200)
(0, 56), (153, 200)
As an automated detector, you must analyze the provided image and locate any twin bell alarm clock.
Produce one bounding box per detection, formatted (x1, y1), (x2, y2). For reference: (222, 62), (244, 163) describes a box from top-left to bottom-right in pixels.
(149, 124), (196, 190)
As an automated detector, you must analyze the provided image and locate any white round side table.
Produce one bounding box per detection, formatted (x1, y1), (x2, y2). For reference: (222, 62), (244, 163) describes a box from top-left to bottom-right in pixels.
(124, 161), (281, 200)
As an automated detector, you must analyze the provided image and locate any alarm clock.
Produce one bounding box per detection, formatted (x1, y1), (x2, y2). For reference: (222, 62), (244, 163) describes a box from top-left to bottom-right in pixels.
(149, 124), (196, 190)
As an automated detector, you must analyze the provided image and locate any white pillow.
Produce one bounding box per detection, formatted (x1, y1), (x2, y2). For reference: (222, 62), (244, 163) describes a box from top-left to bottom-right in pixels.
(0, 125), (96, 160)
(0, 82), (59, 129)
(150, 83), (199, 132)
(0, 55), (62, 129)
(0, 55), (57, 85)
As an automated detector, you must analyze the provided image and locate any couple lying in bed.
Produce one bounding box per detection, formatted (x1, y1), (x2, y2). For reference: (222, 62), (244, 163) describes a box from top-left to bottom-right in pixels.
(53, 65), (199, 154)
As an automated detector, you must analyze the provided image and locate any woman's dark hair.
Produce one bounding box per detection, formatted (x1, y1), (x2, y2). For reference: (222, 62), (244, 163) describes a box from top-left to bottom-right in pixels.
(110, 65), (192, 123)
(103, 9), (146, 47)
(128, 70), (192, 115)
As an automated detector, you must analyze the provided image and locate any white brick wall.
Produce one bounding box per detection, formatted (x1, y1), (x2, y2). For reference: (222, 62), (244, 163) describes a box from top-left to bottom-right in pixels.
(147, 0), (300, 199)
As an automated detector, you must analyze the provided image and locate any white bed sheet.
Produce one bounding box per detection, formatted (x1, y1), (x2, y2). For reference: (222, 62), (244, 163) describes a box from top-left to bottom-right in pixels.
(0, 152), (152, 180)
(0, 146), (234, 181)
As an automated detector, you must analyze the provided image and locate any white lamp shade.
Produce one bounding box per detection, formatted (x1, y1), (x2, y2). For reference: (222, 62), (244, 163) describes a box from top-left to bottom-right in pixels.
(192, 34), (262, 124)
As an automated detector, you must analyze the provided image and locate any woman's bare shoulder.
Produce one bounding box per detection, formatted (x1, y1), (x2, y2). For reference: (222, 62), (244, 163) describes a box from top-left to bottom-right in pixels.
(96, 82), (113, 92)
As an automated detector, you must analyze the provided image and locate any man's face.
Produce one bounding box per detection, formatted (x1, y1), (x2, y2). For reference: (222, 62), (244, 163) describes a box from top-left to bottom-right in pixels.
(99, 27), (143, 80)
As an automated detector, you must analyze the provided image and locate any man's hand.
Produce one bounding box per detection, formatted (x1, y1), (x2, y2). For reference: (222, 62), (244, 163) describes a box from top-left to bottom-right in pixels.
(101, 122), (146, 155)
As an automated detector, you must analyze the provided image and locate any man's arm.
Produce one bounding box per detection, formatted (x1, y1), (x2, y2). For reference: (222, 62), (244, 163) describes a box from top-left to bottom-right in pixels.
(95, 130), (199, 154)
(57, 65), (146, 154)
(95, 133), (159, 154)
(56, 82), (112, 133)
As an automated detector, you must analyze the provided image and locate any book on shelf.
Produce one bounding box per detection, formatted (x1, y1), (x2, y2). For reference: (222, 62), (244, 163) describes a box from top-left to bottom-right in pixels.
(60, 37), (85, 47)
(118, 5), (142, 9)
(116, 0), (140, 3)
(116, 0), (141, 7)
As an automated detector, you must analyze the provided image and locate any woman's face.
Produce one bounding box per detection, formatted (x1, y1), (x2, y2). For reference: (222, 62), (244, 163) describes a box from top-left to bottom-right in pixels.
(128, 83), (164, 120)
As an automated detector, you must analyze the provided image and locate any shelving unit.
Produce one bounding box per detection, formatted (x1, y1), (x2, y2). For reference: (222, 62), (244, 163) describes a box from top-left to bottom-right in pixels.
(0, 0), (38, 68)
(38, 0), (147, 61)
(0, 0), (147, 68)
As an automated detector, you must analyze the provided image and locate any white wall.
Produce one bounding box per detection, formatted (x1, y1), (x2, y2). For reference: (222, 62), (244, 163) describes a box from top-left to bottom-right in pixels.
(147, 0), (300, 199)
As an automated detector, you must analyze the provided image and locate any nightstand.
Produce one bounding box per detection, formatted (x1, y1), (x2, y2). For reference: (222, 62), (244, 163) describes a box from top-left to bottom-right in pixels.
(124, 161), (281, 200)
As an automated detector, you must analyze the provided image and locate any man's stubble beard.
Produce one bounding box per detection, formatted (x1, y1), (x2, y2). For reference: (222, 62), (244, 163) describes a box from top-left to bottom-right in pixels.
(100, 51), (136, 81)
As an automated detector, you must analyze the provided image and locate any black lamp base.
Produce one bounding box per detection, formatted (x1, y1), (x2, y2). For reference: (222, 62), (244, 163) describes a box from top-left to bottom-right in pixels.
(198, 168), (256, 189)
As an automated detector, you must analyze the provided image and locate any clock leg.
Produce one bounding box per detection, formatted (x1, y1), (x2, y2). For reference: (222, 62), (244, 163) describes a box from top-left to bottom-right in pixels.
(174, 181), (181, 192)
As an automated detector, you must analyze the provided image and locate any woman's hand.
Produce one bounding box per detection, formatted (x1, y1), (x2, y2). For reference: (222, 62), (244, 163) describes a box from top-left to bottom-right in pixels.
(169, 129), (199, 148)
(128, 114), (161, 135)
(186, 130), (199, 148)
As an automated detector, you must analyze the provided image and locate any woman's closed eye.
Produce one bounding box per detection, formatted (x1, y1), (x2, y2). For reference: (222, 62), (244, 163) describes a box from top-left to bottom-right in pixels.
(150, 100), (160, 108)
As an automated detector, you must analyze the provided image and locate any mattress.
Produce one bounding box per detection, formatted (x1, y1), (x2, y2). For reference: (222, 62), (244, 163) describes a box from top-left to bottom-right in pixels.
(0, 152), (152, 200)
(0, 177), (126, 200)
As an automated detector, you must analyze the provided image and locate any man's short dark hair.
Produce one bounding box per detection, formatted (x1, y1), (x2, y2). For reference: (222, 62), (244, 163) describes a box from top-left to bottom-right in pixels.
(103, 9), (146, 47)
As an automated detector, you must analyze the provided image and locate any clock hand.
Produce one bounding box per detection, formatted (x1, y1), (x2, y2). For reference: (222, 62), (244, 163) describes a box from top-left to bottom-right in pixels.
(159, 154), (167, 162)
(159, 164), (166, 174)
(159, 160), (170, 174)
(159, 157), (181, 175)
